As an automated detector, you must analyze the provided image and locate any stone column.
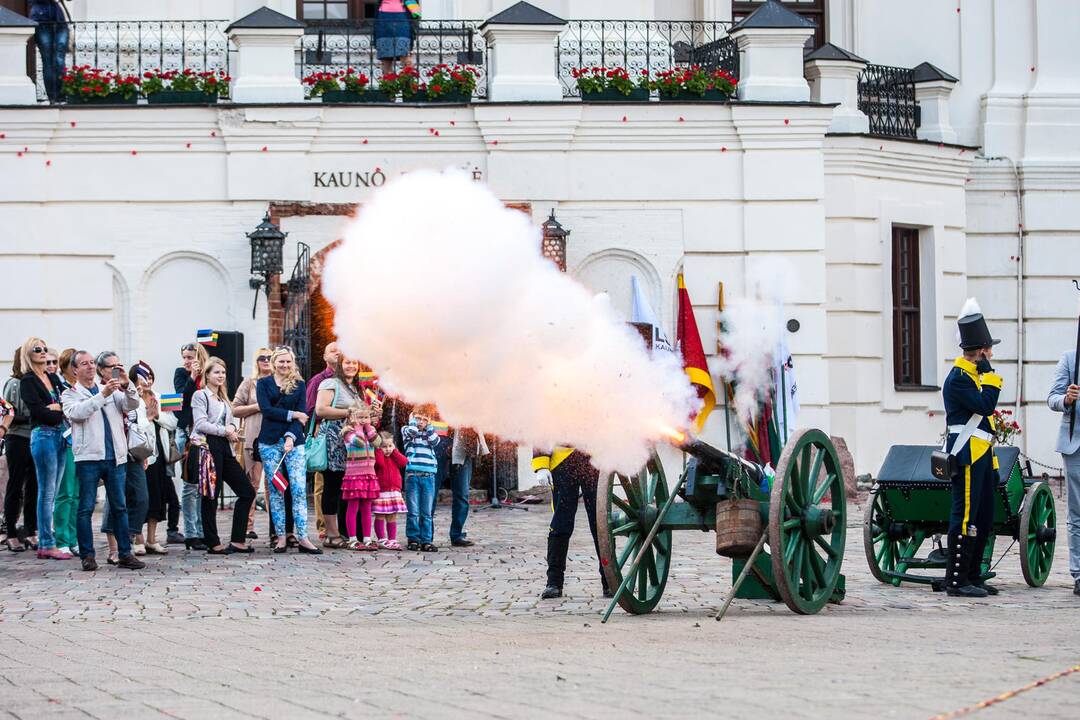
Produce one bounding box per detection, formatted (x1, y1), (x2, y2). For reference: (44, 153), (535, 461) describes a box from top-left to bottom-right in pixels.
(226, 6), (305, 104)
(480, 1), (566, 102)
(0, 9), (37, 105)
(804, 43), (868, 134)
(729, 0), (815, 102)
(912, 62), (958, 144)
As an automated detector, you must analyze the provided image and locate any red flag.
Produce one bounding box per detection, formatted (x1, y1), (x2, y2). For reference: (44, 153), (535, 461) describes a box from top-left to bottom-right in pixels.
(271, 466), (288, 493)
(677, 274), (716, 432)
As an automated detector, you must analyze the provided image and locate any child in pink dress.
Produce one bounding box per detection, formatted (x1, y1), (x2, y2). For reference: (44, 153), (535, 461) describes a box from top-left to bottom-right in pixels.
(373, 430), (408, 550)
(341, 405), (381, 550)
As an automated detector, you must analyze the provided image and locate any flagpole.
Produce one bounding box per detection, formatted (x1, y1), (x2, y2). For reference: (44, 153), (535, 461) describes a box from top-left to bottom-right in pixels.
(1070, 280), (1080, 440)
(722, 384), (732, 453)
(780, 363), (788, 444)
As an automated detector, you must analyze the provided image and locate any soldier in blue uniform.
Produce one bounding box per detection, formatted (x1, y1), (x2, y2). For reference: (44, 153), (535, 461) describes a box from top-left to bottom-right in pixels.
(941, 299), (1003, 598)
(533, 447), (612, 600)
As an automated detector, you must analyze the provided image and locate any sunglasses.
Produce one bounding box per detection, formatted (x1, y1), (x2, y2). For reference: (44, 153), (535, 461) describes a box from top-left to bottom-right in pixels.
(31, 346), (46, 353)
(45, 360), (58, 366)
(257, 355), (271, 362)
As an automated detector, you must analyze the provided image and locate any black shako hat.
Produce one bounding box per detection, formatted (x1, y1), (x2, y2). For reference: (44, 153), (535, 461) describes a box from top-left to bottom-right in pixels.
(958, 313), (1000, 349)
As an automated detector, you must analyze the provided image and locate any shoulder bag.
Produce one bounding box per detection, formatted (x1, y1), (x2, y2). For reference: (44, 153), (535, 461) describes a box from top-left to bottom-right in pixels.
(126, 403), (155, 462)
(304, 381), (337, 472)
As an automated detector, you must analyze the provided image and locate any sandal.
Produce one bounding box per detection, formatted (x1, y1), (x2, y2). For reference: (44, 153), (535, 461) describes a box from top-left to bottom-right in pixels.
(322, 536), (347, 549)
(419, 543), (439, 553)
(407, 541), (420, 551)
(286, 535), (299, 548)
(383, 539), (402, 551)
(350, 540), (377, 552)
(4, 539), (26, 553)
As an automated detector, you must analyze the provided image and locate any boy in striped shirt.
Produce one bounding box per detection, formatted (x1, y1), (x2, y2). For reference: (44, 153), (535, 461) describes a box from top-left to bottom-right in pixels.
(402, 404), (441, 551)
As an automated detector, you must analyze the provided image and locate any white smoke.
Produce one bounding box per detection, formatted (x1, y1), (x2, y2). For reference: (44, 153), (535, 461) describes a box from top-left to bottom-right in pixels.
(715, 265), (795, 421)
(320, 169), (699, 474)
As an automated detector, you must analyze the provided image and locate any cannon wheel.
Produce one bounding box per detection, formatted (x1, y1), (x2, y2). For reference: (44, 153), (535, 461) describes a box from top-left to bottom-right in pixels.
(862, 490), (896, 584)
(1019, 481), (1056, 587)
(769, 429), (847, 614)
(597, 453), (673, 615)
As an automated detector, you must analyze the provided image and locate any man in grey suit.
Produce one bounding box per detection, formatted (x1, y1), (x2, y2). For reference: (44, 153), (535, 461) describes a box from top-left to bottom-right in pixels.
(1047, 349), (1080, 596)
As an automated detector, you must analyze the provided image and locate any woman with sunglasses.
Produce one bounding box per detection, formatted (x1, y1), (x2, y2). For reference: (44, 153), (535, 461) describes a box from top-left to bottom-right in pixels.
(2, 348), (36, 552)
(19, 337), (71, 559)
(231, 347), (273, 541)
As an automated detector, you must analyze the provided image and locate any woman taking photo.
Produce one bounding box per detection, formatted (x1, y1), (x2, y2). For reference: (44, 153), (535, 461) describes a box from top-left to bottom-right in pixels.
(257, 347), (321, 555)
(134, 362), (176, 554)
(2, 348), (36, 552)
(315, 356), (363, 548)
(174, 342), (209, 549)
(231, 347), (272, 540)
(188, 357), (255, 554)
(20, 337), (70, 560)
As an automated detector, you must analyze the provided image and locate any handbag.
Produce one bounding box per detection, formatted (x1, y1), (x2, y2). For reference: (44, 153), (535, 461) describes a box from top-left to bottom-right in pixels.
(304, 382), (338, 472)
(126, 410), (154, 462)
(930, 413), (982, 480)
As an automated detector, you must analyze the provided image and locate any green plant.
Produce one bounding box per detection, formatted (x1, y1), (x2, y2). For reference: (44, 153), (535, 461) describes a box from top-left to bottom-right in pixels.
(650, 66), (737, 97)
(61, 65), (141, 100)
(423, 64), (479, 98)
(302, 68), (370, 98)
(571, 66), (649, 96)
(142, 68), (231, 97)
(380, 66), (421, 99)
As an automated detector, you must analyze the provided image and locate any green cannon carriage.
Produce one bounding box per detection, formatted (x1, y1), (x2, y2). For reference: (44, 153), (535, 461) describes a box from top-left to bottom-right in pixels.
(864, 445), (1057, 588)
(598, 428), (848, 619)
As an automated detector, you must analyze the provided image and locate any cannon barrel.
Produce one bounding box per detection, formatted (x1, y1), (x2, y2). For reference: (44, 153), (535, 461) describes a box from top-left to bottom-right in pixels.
(678, 437), (766, 486)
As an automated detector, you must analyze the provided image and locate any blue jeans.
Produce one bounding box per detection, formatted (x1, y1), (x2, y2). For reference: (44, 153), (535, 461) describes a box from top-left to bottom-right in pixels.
(260, 440), (309, 539)
(30, 425), (66, 549)
(449, 459), (473, 542)
(176, 428), (203, 539)
(405, 472), (435, 544)
(102, 460), (149, 536)
(1064, 451), (1080, 581)
(32, 21), (69, 103)
(76, 459), (131, 559)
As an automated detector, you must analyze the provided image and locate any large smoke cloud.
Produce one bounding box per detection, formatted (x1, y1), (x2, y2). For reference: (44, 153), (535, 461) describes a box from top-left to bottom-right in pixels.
(320, 169), (698, 473)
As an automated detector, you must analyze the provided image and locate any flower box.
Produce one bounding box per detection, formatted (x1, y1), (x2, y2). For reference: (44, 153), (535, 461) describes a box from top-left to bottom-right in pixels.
(410, 90), (472, 103)
(581, 87), (650, 102)
(321, 89), (392, 104)
(657, 88), (732, 103)
(146, 90), (218, 105)
(65, 93), (139, 105)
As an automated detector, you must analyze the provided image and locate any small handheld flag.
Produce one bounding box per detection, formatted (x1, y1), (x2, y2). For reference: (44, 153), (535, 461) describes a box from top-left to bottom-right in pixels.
(160, 394), (183, 412)
(430, 420), (449, 437)
(271, 458), (289, 493)
(196, 329), (219, 347)
(357, 371), (377, 385)
(0, 397), (13, 417)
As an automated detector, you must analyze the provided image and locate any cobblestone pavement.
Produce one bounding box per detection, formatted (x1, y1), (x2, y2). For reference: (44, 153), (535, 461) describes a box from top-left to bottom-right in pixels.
(0, 495), (1077, 719)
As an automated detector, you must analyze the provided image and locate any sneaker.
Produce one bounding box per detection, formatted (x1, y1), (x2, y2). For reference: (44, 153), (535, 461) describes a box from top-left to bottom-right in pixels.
(38, 548), (73, 560)
(166, 531), (185, 544)
(116, 555), (146, 570)
(56, 546), (72, 556)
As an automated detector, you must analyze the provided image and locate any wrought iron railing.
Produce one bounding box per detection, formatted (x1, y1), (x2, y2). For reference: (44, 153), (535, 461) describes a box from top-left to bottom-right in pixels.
(33, 20), (231, 102)
(297, 20), (488, 99)
(557, 20), (737, 97)
(857, 63), (918, 139)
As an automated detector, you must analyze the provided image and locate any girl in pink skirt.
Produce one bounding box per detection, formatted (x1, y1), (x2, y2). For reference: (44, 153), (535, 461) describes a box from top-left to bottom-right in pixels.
(373, 430), (408, 550)
(341, 405), (381, 551)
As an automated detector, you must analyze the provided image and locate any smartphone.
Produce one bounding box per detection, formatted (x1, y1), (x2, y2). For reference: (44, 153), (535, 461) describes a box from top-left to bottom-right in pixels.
(112, 367), (122, 380)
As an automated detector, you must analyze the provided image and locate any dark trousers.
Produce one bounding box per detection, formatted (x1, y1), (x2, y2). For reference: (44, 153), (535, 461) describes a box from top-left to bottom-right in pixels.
(193, 436), (255, 547)
(3, 435), (37, 537)
(34, 22), (69, 103)
(546, 465), (605, 590)
(949, 452), (996, 539)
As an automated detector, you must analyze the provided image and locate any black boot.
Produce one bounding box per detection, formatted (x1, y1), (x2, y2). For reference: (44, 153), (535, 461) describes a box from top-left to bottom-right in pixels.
(543, 535), (570, 600)
(945, 534), (988, 598)
(967, 534), (999, 595)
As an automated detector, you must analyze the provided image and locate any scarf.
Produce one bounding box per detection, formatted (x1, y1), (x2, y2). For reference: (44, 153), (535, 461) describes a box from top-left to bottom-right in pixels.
(198, 445), (217, 498)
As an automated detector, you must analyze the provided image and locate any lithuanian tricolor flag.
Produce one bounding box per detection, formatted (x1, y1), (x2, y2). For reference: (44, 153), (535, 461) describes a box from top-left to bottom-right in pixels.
(677, 274), (716, 433)
(430, 420), (450, 437)
(160, 394), (183, 412)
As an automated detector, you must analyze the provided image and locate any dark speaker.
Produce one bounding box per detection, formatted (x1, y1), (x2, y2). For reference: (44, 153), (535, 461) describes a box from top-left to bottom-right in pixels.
(207, 331), (244, 398)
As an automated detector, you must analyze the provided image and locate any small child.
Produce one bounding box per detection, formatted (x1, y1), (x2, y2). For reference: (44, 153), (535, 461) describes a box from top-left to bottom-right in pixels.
(341, 405), (382, 551)
(401, 403), (441, 552)
(373, 431), (408, 550)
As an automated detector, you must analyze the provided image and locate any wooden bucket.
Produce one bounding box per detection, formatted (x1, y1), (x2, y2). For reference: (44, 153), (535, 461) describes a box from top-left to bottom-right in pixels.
(715, 499), (762, 558)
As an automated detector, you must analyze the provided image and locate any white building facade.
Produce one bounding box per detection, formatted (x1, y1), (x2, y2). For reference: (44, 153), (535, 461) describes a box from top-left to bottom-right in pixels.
(1, 0), (1077, 484)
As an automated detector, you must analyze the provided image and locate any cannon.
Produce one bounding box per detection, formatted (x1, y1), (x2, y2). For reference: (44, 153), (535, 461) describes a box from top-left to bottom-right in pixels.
(864, 445), (1057, 588)
(598, 428), (848, 619)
